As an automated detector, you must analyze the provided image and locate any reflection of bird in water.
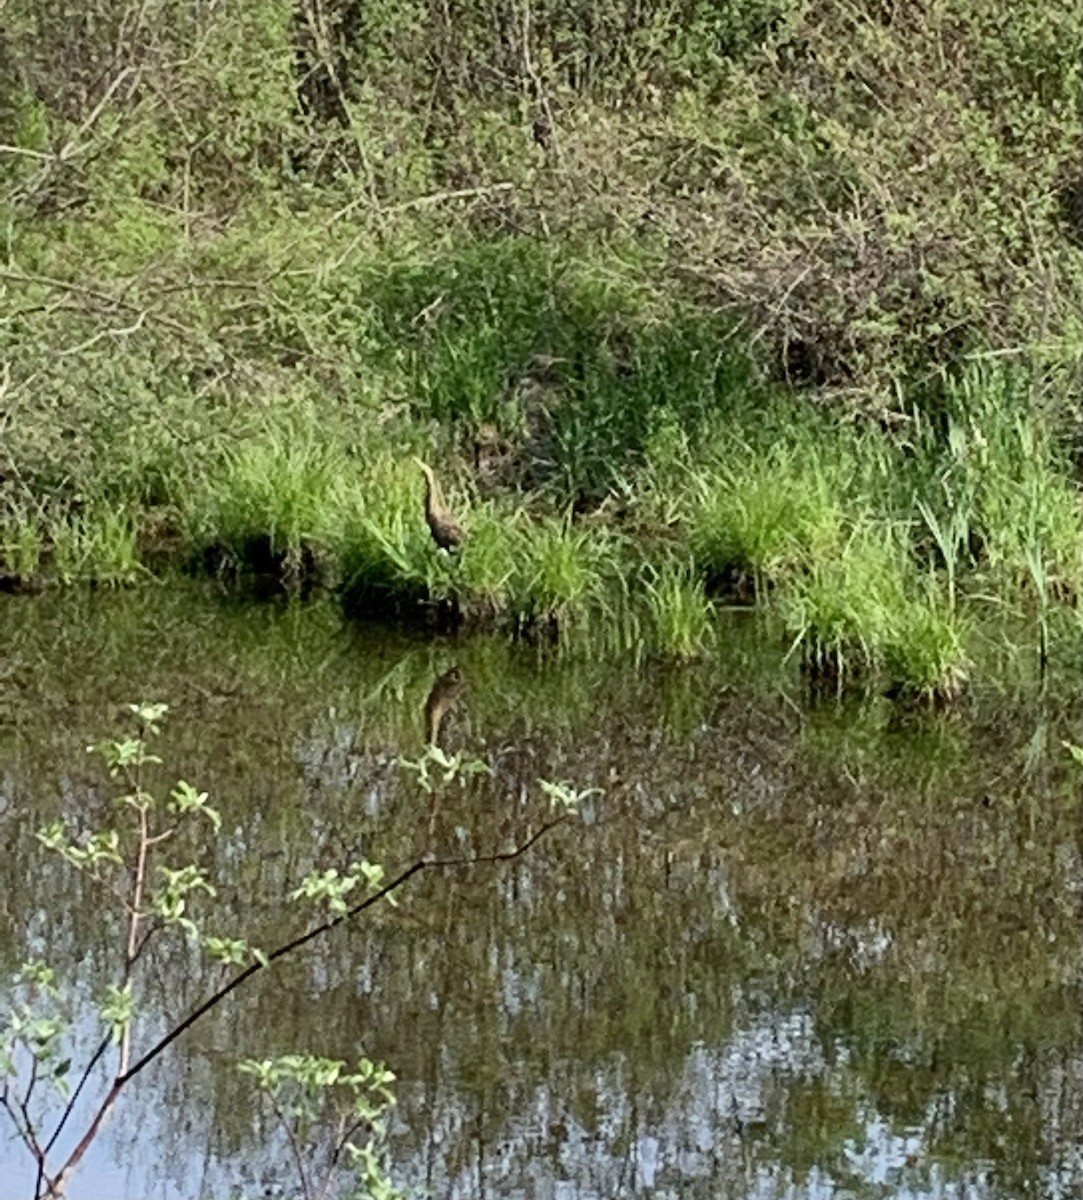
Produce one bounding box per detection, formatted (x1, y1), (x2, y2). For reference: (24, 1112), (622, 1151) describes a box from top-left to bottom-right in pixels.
(412, 458), (465, 552)
(423, 664), (466, 746)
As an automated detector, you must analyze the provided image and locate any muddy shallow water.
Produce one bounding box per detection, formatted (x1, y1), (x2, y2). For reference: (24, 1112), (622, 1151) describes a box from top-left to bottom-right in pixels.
(1, 583), (1080, 1199)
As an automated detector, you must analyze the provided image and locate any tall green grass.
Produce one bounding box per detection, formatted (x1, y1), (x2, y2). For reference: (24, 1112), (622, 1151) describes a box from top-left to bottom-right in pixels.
(2, 503), (143, 588)
(182, 426), (343, 582)
(779, 525), (970, 702)
(884, 589), (970, 704)
(642, 562), (716, 659)
(333, 453), (438, 614)
(689, 445), (844, 599)
(51, 508), (144, 587)
(780, 530), (904, 683)
(506, 517), (618, 629)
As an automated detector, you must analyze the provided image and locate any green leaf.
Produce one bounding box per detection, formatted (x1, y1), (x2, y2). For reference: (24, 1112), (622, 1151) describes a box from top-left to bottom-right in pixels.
(168, 780), (222, 830)
(99, 984), (134, 1044)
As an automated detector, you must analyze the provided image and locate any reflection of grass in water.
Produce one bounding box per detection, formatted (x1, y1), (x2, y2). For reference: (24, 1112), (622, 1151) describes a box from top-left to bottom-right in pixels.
(799, 695), (969, 789)
(9, 680), (1077, 1194)
(3, 580), (794, 759)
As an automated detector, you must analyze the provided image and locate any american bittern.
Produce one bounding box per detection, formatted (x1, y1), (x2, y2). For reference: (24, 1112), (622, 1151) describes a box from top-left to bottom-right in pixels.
(412, 458), (465, 551)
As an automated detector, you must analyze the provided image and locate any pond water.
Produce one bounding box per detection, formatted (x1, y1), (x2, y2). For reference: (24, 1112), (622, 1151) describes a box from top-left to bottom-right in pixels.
(1, 583), (1080, 1199)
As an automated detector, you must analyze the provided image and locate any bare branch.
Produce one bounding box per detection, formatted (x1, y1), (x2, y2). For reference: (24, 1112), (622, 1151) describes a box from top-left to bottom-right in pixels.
(0, 145), (52, 161)
(46, 815), (569, 1190)
(381, 182), (515, 218)
(54, 311), (148, 358)
(56, 68), (140, 165)
(120, 815), (568, 1086)
(42, 1036), (111, 1159)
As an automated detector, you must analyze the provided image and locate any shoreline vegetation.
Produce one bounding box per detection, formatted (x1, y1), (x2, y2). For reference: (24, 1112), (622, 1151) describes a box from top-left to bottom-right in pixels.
(1, 1), (1080, 704)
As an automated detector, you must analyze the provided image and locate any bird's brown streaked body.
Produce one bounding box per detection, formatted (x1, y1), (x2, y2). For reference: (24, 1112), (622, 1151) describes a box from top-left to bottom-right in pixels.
(412, 458), (465, 551)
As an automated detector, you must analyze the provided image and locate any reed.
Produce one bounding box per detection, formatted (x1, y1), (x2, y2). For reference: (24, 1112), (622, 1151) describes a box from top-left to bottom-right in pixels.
(182, 426), (343, 584)
(49, 507), (144, 587)
(642, 562), (716, 659)
(690, 446), (844, 600)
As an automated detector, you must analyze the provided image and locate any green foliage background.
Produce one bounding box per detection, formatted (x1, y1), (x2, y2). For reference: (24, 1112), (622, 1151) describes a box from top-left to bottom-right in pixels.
(0, 0), (1079, 689)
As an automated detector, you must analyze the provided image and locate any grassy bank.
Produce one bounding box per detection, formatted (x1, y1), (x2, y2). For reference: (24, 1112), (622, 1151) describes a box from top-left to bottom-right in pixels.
(1, 296), (1077, 700)
(1, 2), (1080, 701)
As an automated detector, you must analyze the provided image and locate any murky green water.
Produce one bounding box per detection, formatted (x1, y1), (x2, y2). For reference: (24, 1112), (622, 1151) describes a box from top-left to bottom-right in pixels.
(1, 583), (1080, 1199)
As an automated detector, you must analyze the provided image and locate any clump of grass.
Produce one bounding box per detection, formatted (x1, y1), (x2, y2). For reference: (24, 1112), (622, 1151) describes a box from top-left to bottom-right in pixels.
(781, 525), (970, 703)
(690, 446), (844, 599)
(507, 517), (617, 632)
(333, 453), (437, 615)
(884, 589), (969, 705)
(779, 529), (906, 685)
(49, 508), (143, 586)
(182, 426), (343, 584)
(0, 507), (44, 584)
(454, 504), (519, 616)
(642, 562), (715, 659)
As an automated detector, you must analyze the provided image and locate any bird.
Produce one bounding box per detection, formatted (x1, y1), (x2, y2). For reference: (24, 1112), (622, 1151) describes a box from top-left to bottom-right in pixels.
(412, 458), (465, 552)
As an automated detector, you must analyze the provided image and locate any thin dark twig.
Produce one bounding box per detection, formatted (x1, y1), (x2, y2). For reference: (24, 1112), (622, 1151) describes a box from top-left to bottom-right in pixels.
(24, 1054), (38, 1109)
(314, 1111), (350, 1200)
(42, 1034), (111, 1157)
(330, 1113), (370, 1170)
(14, 1088), (55, 1199)
(0, 1089), (47, 1181)
(130, 918), (163, 969)
(272, 1093), (311, 1200)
